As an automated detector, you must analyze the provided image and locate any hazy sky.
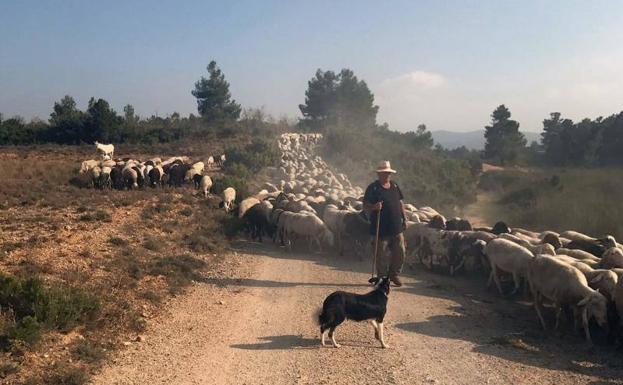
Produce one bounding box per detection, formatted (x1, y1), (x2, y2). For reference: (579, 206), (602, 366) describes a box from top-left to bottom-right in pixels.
(2, 0), (622, 132)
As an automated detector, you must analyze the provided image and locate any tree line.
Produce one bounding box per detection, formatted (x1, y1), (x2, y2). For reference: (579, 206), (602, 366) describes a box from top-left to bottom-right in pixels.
(2, 60), (620, 172)
(481, 104), (623, 167)
(0, 61), (280, 145)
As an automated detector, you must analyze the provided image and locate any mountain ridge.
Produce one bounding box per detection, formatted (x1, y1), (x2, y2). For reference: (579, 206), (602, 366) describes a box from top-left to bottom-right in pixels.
(431, 129), (541, 150)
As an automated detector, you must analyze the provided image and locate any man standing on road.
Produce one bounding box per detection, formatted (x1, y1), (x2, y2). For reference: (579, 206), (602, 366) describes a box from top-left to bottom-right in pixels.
(363, 161), (408, 287)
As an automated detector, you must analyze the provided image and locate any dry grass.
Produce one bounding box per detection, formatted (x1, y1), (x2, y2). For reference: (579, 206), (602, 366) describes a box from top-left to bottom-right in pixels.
(479, 168), (623, 238)
(0, 144), (237, 384)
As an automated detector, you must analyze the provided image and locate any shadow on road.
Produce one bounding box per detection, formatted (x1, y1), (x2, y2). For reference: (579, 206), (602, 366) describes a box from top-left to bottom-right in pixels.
(200, 276), (369, 289)
(231, 335), (318, 350)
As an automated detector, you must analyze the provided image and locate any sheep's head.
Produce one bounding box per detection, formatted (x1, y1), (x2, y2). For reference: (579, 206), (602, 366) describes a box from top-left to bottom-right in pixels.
(428, 215), (446, 230)
(492, 221), (511, 235)
(542, 233), (562, 249)
(600, 235), (617, 249)
(539, 243), (556, 256)
(578, 291), (609, 330)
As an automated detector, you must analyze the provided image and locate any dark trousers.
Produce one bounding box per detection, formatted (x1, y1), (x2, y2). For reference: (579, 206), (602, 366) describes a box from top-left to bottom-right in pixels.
(372, 232), (405, 278)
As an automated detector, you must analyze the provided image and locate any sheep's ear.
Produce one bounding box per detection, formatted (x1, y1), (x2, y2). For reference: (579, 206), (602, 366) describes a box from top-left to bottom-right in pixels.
(577, 295), (591, 307)
(590, 273), (604, 284)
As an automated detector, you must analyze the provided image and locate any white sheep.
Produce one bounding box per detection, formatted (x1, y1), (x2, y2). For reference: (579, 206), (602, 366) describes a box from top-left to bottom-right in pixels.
(552, 254), (600, 269)
(80, 159), (99, 174)
(599, 247), (623, 269)
(484, 238), (534, 295)
(498, 233), (555, 256)
(283, 212), (334, 252)
(206, 156), (215, 168)
(221, 187), (236, 212)
(527, 255), (608, 344)
(199, 175), (213, 198)
(239, 197), (261, 218)
(94, 141), (114, 159)
(556, 248), (600, 263)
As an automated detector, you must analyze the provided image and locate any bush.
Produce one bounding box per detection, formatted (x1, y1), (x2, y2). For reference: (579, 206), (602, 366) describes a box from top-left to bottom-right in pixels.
(179, 207), (193, 217)
(211, 175), (249, 202)
(143, 236), (165, 252)
(40, 363), (88, 385)
(147, 255), (206, 292)
(220, 215), (246, 238)
(7, 316), (41, 347)
(224, 139), (280, 173)
(108, 236), (129, 247)
(184, 229), (217, 252)
(0, 274), (100, 348)
(72, 339), (106, 363)
(321, 125), (479, 212)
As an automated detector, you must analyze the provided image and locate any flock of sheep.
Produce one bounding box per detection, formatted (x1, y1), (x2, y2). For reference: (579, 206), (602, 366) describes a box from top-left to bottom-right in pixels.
(236, 132), (623, 346)
(78, 135), (623, 346)
(78, 142), (225, 197)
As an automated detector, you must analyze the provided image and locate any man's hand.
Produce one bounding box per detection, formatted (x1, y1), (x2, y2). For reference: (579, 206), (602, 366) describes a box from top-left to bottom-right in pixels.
(402, 219), (408, 231)
(372, 201), (383, 211)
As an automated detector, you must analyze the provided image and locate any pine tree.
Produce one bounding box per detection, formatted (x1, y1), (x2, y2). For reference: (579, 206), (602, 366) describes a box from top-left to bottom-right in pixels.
(483, 105), (526, 165)
(192, 61), (241, 122)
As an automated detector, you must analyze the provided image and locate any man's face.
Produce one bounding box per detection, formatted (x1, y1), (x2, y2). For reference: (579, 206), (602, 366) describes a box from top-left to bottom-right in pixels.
(377, 172), (391, 184)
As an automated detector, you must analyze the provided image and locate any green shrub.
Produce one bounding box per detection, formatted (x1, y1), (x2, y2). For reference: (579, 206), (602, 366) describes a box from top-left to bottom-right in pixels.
(184, 230), (217, 252)
(220, 215), (246, 238)
(7, 316), (41, 347)
(72, 339), (106, 363)
(41, 363), (88, 385)
(498, 187), (537, 209)
(211, 175), (249, 202)
(36, 285), (100, 331)
(0, 274), (100, 348)
(148, 255), (206, 292)
(179, 207), (193, 217)
(143, 236), (165, 252)
(224, 139), (280, 173)
(320, 125), (478, 212)
(108, 236), (129, 247)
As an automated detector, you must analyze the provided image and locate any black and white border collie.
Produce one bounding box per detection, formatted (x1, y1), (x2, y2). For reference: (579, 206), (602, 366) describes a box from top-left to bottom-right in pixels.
(317, 277), (391, 348)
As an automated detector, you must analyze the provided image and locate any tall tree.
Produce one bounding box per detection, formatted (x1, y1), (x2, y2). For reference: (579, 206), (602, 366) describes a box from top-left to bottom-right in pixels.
(85, 98), (123, 142)
(541, 112), (567, 165)
(191, 61), (241, 122)
(48, 95), (86, 144)
(123, 104), (139, 126)
(483, 105), (526, 165)
(403, 124), (433, 149)
(299, 68), (378, 131)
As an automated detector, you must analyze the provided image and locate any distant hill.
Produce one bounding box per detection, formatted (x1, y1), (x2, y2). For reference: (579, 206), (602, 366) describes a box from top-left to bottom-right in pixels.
(431, 130), (541, 150)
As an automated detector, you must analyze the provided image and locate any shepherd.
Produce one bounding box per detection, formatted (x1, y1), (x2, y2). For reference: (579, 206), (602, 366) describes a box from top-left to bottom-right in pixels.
(363, 161), (408, 287)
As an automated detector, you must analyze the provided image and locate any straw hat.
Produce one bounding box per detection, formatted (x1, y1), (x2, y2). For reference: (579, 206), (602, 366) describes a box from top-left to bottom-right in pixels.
(375, 160), (396, 173)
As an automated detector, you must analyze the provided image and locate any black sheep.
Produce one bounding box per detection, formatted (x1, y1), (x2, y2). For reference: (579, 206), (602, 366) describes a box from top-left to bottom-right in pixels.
(110, 167), (124, 190)
(168, 164), (191, 187)
(242, 203), (274, 242)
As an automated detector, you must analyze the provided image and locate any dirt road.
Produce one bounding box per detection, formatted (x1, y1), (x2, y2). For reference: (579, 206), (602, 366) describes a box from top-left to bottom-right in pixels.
(91, 242), (623, 385)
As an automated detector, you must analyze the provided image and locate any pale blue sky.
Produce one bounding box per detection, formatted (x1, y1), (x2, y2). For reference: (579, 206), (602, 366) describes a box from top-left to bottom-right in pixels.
(1, 0), (622, 132)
